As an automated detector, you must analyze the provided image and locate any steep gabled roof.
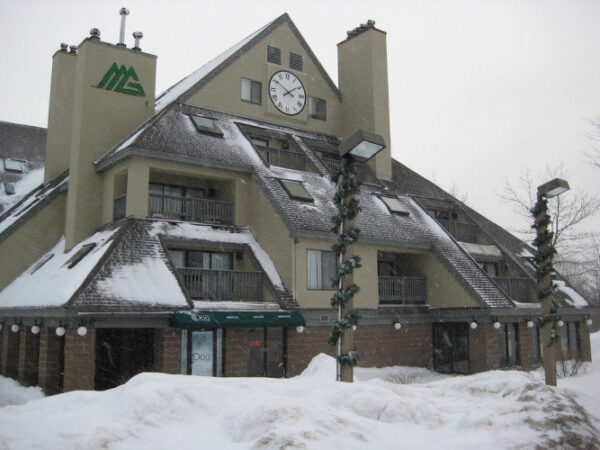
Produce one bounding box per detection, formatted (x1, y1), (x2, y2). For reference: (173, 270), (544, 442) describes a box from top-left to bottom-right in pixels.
(154, 13), (341, 113)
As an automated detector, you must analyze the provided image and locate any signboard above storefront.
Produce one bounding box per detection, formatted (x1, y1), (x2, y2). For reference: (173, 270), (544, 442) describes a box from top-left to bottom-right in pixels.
(171, 310), (306, 329)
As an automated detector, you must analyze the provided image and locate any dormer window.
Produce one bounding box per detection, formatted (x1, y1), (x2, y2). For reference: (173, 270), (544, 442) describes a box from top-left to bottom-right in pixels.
(267, 45), (282, 65)
(289, 52), (303, 72)
(4, 158), (25, 173)
(279, 179), (313, 202)
(379, 196), (410, 216)
(190, 115), (223, 137)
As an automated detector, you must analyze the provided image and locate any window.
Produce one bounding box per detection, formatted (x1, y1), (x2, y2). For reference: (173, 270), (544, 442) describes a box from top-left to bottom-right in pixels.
(182, 329), (224, 377)
(63, 243), (96, 269)
(170, 249), (234, 300)
(289, 52), (303, 71)
(379, 196), (410, 216)
(531, 326), (542, 367)
(498, 323), (520, 368)
(190, 115), (223, 136)
(267, 45), (282, 65)
(4, 182), (15, 195)
(307, 249), (337, 290)
(279, 179), (313, 202)
(241, 78), (262, 105)
(251, 137), (269, 147)
(478, 262), (498, 277)
(560, 321), (581, 354)
(308, 97), (326, 121)
(4, 158), (25, 172)
(248, 327), (285, 377)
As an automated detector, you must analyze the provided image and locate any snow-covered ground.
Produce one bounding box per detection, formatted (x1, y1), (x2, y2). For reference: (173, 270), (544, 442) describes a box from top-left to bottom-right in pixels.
(0, 335), (598, 449)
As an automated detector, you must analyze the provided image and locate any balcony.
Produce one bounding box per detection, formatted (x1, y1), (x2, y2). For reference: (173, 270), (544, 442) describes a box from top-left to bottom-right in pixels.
(493, 277), (535, 303)
(437, 219), (478, 243)
(378, 276), (427, 305)
(256, 145), (306, 171)
(178, 268), (263, 301)
(149, 193), (234, 225)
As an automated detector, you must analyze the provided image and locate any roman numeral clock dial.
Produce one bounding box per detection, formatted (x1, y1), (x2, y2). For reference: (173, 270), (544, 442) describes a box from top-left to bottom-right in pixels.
(268, 70), (306, 116)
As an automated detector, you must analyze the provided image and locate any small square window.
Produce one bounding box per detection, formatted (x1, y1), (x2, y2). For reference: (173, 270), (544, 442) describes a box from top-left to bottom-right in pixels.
(267, 45), (282, 65)
(190, 115), (223, 136)
(4, 158), (25, 172)
(63, 243), (96, 269)
(379, 196), (410, 216)
(279, 179), (313, 202)
(308, 97), (326, 121)
(241, 78), (262, 105)
(4, 182), (16, 195)
(289, 52), (303, 72)
(307, 249), (337, 290)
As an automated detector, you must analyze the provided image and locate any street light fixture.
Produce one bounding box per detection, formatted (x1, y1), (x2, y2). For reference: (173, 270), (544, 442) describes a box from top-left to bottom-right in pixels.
(331, 129), (386, 383)
(534, 177), (570, 387)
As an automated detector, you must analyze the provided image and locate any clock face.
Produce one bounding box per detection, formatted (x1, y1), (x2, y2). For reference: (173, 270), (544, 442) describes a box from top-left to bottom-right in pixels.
(268, 71), (306, 116)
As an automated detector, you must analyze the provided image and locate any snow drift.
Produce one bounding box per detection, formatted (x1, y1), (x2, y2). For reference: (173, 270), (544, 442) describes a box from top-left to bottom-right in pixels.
(0, 352), (598, 449)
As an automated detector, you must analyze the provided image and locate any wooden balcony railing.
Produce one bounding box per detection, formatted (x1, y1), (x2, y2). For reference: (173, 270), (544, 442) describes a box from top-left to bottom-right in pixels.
(493, 277), (535, 303)
(437, 219), (478, 243)
(255, 145), (306, 171)
(149, 193), (234, 225)
(178, 268), (263, 301)
(113, 195), (126, 221)
(378, 276), (427, 305)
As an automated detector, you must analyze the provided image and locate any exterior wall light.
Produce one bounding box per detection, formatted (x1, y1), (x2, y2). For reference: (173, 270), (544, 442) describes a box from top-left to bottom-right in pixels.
(77, 326), (88, 337)
(31, 325), (41, 334)
(557, 320), (564, 327)
(296, 326), (305, 334)
(55, 327), (66, 337)
(338, 129), (386, 161)
(527, 321), (534, 328)
(352, 325), (357, 331)
(586, 318), (593, 326)
(393, 322), (402, 330)
(11, 324), (20, 333)
(470, 321), (478, 330)
(493, 321), (501, 329)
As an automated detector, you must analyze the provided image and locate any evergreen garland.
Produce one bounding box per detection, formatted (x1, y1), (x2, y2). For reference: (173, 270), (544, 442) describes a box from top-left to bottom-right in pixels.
(531, 197), (560, 348)
(328, 157), (362, 369)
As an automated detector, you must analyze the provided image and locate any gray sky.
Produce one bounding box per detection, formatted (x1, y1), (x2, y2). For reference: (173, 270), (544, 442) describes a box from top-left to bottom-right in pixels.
(1, 0), (598, 236)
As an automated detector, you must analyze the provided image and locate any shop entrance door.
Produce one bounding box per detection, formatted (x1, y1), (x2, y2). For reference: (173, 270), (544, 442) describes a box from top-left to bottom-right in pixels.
(247, 327), (286, 378)
(433, 323), (470, 374)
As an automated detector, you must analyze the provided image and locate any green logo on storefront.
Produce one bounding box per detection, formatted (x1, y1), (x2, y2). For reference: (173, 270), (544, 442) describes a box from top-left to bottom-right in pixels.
(97, 63), (145, 97)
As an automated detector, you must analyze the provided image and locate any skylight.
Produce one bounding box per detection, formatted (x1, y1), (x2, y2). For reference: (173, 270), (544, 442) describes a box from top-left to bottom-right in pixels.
(280, 179), (313, 202)
(4, 158), (25, 173)
(190, 115), (223, 136)
(30, 253), (54, 274)
(63, 243), (97, 269)
(4, 182), (15, 195)
(379, 196), (410, 216)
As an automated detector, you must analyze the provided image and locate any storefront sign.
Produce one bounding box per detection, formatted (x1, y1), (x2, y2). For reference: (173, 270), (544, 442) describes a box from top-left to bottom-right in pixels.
(171, 310), (306, 329)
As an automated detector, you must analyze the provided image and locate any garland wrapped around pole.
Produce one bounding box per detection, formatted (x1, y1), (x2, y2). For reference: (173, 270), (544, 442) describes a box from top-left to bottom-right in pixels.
(531, 195), (559, 386)
(329, 156), (361, 382)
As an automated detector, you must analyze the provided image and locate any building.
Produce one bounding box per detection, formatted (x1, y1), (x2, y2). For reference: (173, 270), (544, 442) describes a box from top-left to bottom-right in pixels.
(0, 13), (593, 393)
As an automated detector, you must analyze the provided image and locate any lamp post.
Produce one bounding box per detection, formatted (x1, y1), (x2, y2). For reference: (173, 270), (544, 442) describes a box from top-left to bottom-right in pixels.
(533, 178), (570, 387)
(330, 130), (385, 382)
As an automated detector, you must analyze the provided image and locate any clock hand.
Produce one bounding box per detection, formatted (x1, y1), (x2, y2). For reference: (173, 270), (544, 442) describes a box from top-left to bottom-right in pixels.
(273, 79), (294, 96)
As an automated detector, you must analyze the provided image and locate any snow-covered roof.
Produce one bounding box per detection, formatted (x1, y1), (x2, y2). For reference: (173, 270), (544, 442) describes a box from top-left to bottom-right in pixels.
(0, 225), (120, 309)
(0, 167), (44, 213)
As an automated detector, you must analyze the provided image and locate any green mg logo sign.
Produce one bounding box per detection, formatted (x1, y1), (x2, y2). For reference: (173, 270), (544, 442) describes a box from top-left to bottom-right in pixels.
(97, 63), (145, 97)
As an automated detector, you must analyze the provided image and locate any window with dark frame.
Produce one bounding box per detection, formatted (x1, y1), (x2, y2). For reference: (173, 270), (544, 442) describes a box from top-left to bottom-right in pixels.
(498, 323), (520, 368)
(289, 52), (303, 71)
(379, 196), (410, 216)
(241, 78), (262, 105)
(279, 179), (313, 202)
(308, 97), (326, 121)
(189, 115), (223, 136)
(267, 45), (282, 65)
(307, 249), (337, 290)
(3, 158), (25, 173)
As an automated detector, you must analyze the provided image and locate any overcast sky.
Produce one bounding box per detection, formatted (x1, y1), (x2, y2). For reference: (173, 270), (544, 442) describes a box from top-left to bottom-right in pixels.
(1, 0), (598, 236)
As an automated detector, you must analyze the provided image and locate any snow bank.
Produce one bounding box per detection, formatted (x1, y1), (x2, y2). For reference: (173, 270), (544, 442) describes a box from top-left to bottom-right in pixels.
(0, 352), (598, 449)
(0, 376), (44, 407)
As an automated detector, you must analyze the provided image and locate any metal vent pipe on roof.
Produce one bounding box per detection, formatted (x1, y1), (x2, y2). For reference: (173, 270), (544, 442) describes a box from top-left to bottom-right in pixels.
(133, 31), (143, 51)
(118, 7), (129, 47)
